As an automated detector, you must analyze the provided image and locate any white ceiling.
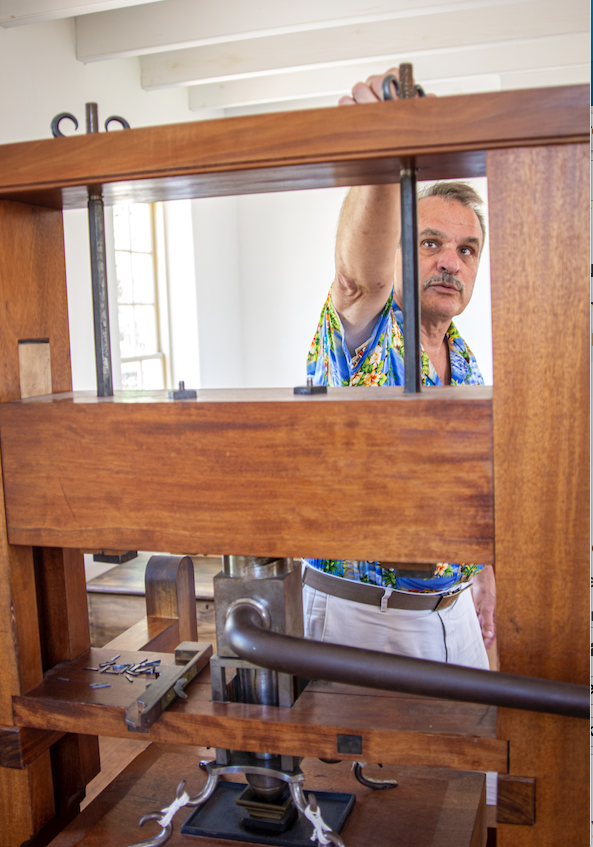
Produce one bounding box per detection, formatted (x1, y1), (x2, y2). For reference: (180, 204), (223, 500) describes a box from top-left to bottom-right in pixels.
(0, 0), (588, 116)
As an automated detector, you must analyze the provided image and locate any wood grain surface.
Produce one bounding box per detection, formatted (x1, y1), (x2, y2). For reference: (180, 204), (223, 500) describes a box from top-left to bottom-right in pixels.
(0, 725), (64, 769)
(0, 386), (494, 564)
(0, 86), (586, 210)
(48, 744), (487, 847)
(488, 143), (589, 846)
(13, 654), (508, 775)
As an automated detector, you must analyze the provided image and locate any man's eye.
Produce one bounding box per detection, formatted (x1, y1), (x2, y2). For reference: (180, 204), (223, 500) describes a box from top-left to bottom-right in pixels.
(459, 246), (474, 256)
(422, 239), (438, 248)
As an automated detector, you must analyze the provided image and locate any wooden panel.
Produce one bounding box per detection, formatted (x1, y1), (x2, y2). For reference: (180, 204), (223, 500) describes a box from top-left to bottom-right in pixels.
(18, 340), (52, 399)
(0, 750), (55, 844)
(488, 144), (589, 847)
(0, 386), (494, 564)
(0, 199), (72, 725)
(0, 200), (72, 401)
(12, 652), (508, 774)
(0, 86), (587, 209)
(497, 775), (536, 826)
(34, 547), (91, 670)
(145, 555), (198, 643)
(49, 744), (486, 847)
(0, 725), (64, 769)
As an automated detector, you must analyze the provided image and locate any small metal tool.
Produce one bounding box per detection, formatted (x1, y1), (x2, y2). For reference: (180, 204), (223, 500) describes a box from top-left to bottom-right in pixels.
(168, 380), (197, 400)
(294, 375), (327, 395)
(353, 762), (398, 790)
(125, 643), (212, 733)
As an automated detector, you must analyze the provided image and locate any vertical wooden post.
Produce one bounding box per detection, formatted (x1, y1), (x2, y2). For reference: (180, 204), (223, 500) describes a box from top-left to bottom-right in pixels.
(487, 144), (589, 846)
(0, 199), (99, 844)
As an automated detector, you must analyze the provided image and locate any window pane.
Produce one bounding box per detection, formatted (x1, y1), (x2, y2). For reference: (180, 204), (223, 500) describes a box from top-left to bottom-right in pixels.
(129, 204), (152, 253)
(121, 360), (141, 390)
(141, 357), (165, 390)
(113, 205), (130, 250)
(131, 252), (155, 304)
(134, 305), (158, 355)
(118, 305), (136, 358)
(115, 251), (134, 303)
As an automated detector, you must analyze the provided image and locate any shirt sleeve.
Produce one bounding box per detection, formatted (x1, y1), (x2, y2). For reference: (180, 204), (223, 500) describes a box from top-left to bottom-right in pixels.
(306, 288), (399, 387)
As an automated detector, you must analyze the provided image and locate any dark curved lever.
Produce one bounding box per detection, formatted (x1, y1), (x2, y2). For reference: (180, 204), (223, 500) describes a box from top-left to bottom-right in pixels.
(105, 115), (131, 131)
(51, 112), (78, 137)
(225, 602), (588, 719)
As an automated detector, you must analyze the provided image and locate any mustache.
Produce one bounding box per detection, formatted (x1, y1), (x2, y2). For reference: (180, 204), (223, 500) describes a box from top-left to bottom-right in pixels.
(423, 273), (465, 294)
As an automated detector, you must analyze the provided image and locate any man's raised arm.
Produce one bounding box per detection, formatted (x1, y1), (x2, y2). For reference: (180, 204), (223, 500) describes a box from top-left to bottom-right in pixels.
(331, 69), (409, 353)
(332, 184), (400, 352)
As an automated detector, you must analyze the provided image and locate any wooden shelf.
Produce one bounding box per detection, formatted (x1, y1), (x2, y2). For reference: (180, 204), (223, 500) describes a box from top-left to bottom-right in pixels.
(48, 744), (488, 847)
(13, 649), (507, 775)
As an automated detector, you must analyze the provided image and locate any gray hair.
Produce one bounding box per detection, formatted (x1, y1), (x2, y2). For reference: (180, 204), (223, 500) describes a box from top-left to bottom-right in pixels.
(417, 181), (486, 250)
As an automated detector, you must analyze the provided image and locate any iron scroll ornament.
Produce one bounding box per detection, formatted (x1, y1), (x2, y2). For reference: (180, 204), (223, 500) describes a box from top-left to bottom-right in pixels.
(51, 109), (130, 137)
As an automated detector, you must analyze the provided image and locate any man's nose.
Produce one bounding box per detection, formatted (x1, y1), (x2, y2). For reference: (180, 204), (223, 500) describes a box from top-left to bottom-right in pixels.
(437, 247), (460, 274)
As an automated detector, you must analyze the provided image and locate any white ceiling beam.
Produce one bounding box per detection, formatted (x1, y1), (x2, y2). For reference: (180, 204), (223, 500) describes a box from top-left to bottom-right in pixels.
(500, 64), (590, 89)
(223, 67), (589, 117)
(77, 0), (537, 62)
(0, 0), (165, 28)
(140, 0), (588, 90)
(187, 33), (588, 110)
(222, 79), (502, 118)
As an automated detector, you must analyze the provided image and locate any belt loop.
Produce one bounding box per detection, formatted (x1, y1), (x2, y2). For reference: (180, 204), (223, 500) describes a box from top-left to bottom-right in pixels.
(380, 587), (394, 612)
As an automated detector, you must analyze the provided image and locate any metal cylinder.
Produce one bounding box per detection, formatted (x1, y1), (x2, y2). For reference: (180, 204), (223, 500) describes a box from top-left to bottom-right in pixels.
(85, 102), (99, 134)
(400, 161), (422, 394)
(398, 63), (415, 99)
(222, 556), (294, 579)
(88, 191), (114, 397)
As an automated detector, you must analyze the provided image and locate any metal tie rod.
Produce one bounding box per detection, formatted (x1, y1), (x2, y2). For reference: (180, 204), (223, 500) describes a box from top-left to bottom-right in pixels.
(384, 63), (423, 393)
(225, 602), (588, 719)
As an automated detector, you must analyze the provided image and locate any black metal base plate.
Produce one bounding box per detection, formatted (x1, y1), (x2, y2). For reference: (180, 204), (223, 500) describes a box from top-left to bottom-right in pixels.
(181, 782), (355, 846)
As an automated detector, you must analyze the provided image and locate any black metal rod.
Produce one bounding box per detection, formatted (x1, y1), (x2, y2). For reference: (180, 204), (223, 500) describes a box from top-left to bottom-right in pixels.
(225, 604), (588, 719)
(400, 158), (422, 393)
(88, 191), (114, 397)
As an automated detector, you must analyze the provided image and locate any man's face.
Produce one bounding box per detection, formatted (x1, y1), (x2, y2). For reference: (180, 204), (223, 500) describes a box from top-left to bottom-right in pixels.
(397, 195), (483, 323)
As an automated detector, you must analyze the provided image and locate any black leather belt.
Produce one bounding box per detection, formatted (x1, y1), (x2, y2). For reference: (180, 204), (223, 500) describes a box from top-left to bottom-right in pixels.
(302, 566), (469, 612)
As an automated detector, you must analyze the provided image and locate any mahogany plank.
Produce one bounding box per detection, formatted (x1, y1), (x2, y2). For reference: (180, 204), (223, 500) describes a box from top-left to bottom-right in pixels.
(0, 86), (586, 210)
(496, 775), (536, 826)
(488, 144), (589, 847)
(12, 650), (508, 774)
(0, 198), (72, 726)
(33, 547), (91, 670)
(0, 750), (55, 845)
(0, 725), (64, 769)
(48, 745), (487, 847)
(145, 555), (198, 643)
(0, 386), (494, 564)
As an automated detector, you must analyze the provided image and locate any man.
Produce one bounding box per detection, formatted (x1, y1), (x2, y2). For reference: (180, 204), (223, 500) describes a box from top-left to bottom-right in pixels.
(302, 69), (496, 671)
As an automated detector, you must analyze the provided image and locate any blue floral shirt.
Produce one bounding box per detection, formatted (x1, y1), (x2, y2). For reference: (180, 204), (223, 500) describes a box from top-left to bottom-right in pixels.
(303, 288), (484, 593)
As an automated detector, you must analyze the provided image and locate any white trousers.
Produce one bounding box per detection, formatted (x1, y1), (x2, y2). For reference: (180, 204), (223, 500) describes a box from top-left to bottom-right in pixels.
(303, 577), (496, 802)
(302, 580), (489, 670)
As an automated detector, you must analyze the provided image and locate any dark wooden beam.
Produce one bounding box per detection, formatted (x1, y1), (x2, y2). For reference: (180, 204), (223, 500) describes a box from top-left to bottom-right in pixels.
(0, 86), (586, 209)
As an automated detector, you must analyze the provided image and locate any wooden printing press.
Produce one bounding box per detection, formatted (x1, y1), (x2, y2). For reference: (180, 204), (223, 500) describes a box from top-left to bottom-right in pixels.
(0, 83), (587, 847)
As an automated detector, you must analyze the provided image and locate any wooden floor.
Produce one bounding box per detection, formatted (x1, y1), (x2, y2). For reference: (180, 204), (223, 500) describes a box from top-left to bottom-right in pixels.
(86, 553), (220, 646)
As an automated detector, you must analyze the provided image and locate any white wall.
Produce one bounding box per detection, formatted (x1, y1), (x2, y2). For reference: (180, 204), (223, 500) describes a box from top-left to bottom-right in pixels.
(190, 181), (493, 390)
(191, 196), (244, 389)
